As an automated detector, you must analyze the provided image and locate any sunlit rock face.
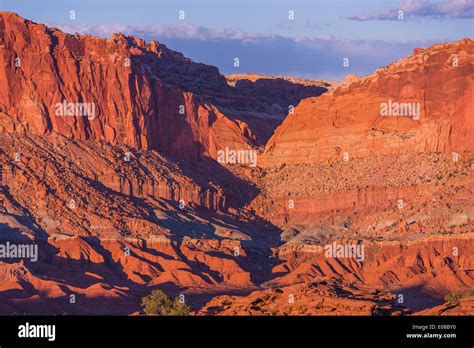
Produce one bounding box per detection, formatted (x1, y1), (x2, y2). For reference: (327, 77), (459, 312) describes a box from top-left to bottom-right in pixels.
(0, 13), (473, 316)
(262, 39), (474, 167)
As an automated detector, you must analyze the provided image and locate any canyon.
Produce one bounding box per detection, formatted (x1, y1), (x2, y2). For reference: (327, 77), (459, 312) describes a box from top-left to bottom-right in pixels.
(0, 12), (473, 316)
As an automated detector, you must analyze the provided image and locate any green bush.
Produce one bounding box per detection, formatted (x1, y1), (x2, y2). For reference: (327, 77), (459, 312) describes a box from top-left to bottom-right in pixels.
(444, 288), (474, 304)
(141, 289), (192, 316)
(444, 292), (463, 303)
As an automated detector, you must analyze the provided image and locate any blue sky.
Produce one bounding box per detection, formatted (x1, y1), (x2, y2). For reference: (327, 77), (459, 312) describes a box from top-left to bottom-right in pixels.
(1, 0), (473, 79)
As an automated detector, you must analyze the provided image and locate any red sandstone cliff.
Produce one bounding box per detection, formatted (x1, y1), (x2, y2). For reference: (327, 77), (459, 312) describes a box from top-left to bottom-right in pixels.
(0, 12), (252, 160)
(262, 39), (474, 167)
(0, 12), (473, 316)
(0, 13), (328, 161)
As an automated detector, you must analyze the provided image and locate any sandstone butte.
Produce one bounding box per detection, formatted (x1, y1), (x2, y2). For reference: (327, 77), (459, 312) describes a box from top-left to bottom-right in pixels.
(0, 12), (473, 316)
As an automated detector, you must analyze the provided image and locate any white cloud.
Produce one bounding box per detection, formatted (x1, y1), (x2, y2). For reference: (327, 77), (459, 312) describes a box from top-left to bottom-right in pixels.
(46, 21), (438, 80)
(346, 0), (474, 21)
(51, 22), (270, 41)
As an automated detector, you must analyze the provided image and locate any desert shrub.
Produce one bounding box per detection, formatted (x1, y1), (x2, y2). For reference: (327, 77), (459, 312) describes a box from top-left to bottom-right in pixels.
(444, 288), (474, 304)
(141, 289), (192, 316)
(444, 292), (463, 303)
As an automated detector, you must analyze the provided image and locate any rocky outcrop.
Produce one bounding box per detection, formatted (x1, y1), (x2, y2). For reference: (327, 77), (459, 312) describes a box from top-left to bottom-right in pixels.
(201, 234), (474, 315)
(226, 74), (330, 120)
(247, 152), (474, 227)
(0, 12), (258, 161)
(0, 132), (228, 237)
(0, 13), (331, 161)
(0, 12), (473, 316)
(262, 39), (474, 167)
(199, 279), (407, 315)
(0, 234), (255, 314)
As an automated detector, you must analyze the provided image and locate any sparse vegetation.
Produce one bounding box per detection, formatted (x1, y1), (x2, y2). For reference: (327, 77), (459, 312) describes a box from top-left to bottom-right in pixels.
(141, 289), (192, 316)
(444, 288), (474, 304)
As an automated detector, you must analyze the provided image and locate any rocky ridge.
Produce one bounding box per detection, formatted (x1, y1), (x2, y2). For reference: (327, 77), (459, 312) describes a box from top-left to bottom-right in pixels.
(0, 13), (472, 316)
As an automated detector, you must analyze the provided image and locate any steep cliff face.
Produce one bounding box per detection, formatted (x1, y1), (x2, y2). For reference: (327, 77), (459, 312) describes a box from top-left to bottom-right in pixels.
(0, 13), (252, 160)
(0, 13), (330, 161)
(262, 39), (474, 167)
(0, 12), (473, 316)
(226, 39), (474, 316)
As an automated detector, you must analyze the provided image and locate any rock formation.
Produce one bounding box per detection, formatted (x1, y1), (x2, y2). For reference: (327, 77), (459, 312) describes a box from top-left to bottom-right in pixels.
(0, 13), (472, 316)
(262, 39), (474, 167)
(0, 12), (329, 161)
